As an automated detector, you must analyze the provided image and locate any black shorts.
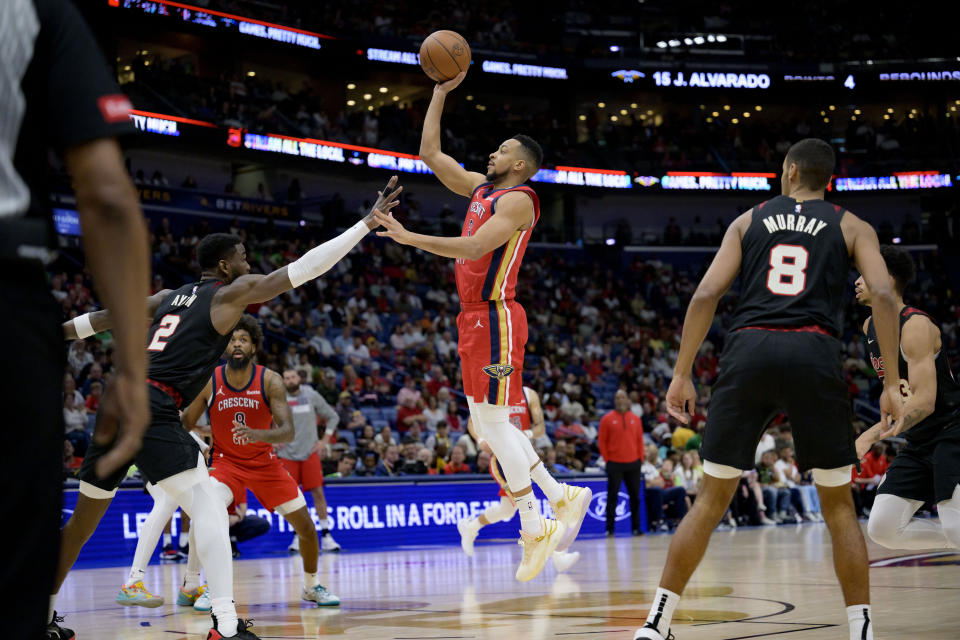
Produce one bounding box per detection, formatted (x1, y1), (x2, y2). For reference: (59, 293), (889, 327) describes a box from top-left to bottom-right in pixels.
(701, 328), (856, 472)
(79, 384), (201, 491)
(877, 424), (960, 504)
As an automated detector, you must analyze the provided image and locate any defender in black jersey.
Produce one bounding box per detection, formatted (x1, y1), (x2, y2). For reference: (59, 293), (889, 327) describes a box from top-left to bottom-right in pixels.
(634, 139), (904, 640)
(55, 178), (401, 640)
(854, 245), (960, 551)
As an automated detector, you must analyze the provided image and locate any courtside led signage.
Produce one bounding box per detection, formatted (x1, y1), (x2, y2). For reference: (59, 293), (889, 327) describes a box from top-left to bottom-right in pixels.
(652, 70), (770, 89)
(834, 172), (953, 191)
(366, 48), (420, 65)
(660, 172), (774, 191)
(115, 0), (332, 49)
(532, 167), (631, 189)
(481, 60), (568, 79)
(879, 71), (960, 82)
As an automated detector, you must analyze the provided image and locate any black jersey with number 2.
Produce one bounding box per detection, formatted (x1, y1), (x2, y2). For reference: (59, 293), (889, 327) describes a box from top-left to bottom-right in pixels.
(865, 307), (960, 444)
(729, 196), (850, 336)
(147, 279), (231, 406)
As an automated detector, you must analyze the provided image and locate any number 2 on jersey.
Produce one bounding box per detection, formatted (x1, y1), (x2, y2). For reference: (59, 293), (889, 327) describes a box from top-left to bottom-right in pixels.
(147, 314), (181, 351)
(766, 244), (808, 296)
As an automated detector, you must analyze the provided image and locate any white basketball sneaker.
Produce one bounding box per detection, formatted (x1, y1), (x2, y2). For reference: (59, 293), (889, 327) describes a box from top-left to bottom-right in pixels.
(550, 484), (592, 551)
(321, 532), (341, 552)
(516, 518), (566, 582)
(634, 623), (674, 639)
(457, 518), (479, 558)
(551, 550), (580, 573)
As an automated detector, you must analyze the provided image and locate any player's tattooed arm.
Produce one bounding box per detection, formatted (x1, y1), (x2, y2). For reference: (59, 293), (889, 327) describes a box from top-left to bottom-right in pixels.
(62, 289), (174, 340)
(238, 370), (295, 444)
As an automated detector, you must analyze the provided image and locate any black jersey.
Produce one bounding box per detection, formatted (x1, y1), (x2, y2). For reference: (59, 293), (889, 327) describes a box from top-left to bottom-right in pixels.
(147, 279), (231, 407)
(866, 307), (960, 444)
(729, 196), (850, 336)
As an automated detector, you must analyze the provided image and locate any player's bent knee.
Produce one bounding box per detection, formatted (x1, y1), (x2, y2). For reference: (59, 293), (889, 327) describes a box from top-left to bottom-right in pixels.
(275, 490), (308, 516)
(157, 453), (210, 501)
(812, 465), (853, 487)
(78, 481), (117, 500)
(208, 478), (234, 506)
(703, 460), (743, 479)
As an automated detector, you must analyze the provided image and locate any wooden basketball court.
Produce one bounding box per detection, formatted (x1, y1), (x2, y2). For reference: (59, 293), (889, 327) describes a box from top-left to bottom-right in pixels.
(57, 523), (958, 639)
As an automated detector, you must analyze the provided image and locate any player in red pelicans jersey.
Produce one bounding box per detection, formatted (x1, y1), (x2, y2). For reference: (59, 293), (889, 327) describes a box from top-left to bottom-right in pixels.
(374, 70), (591, 582)
(181, 315), (340, 608)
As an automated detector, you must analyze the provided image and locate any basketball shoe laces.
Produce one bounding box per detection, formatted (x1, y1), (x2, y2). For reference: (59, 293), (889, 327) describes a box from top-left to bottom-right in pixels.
(643, 622), (675, 640)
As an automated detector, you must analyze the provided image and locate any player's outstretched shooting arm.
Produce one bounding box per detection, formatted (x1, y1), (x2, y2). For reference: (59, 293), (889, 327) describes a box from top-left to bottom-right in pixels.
(665, 212), (750, 424)
(373, 190), (531, 261)
(419, 71), (485, 197)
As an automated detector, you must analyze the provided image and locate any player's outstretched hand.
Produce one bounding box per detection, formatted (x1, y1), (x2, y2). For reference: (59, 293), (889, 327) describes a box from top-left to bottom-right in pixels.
(665, 373), (696, 424)
(876, 383), (906, 440)
(374, 210), (411, 245)
(435, 71), (467, 95)
(855, 422), (883, 459)
(363, 175), (402, 230)
(93, 372), (149, 479)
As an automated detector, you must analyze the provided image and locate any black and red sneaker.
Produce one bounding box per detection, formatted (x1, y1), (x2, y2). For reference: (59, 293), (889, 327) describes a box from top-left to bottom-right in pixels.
(45, 612), (75, 640)
(207, 615), (259, 639)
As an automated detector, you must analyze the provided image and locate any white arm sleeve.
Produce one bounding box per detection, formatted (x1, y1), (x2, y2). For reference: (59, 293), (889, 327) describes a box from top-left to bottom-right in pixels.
(287, 221), (370, 288)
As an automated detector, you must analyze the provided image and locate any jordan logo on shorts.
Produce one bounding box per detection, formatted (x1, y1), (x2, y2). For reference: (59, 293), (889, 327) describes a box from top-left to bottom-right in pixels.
(474, 318), (484, 329)
(482, 363), (515, 379)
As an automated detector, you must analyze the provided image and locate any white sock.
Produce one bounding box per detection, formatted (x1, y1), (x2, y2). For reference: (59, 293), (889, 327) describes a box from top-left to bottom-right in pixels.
(319, 518), (331, 530)
(645, 587), (680, 636)
(182, 570), (202, 592)
(516, 492), (544, 535)
(304, 571), (320, 589)
(530, 460), (564, 503)
(126, 568), (145, 587)
(464, 515), (483, 532)
(847, 605), (873, 640)
(211, 596), (238, 637)
(162, 533), (172, 546)
(49, 594), (57, 623)
(179, 530), (189, 547)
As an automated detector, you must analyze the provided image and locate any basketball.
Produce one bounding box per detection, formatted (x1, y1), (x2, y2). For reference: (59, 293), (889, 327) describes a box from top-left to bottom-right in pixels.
(419, 30), (471, 82)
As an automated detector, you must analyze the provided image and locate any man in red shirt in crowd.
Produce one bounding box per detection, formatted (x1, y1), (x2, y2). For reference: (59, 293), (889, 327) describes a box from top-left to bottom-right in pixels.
(598, 389), (646, 535)
(854, 441), (891, 512)
(444, 445), (472, 474)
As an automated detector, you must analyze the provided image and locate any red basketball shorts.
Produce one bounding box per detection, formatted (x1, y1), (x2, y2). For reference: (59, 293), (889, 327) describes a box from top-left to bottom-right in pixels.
(209, 453), (302, 513)
(280, 453), (324, 491)
(457, 300), (527, 406)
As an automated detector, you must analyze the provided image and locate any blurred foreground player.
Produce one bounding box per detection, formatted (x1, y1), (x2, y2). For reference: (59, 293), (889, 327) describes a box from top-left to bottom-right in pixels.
(458, 390), (580, 573)
(57, 181), (400, 638)
(180, 316), (339, 608)
(633, 139), (904, 640)
(375, 70), (590, 583)
(279, 369), (341, 553)
(0, 1), (151, 637)
(854, 246), (960, 550)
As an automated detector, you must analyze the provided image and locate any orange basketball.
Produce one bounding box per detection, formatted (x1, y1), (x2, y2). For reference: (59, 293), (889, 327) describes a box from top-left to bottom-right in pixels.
(419, 30), (471, 83)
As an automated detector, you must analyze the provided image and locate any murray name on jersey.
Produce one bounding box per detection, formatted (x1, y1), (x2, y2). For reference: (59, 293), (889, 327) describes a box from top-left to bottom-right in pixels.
(761, 210), (829, 237)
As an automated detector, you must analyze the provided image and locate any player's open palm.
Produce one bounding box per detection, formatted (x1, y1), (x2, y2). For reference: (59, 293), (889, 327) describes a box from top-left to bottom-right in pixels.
(363, 176), (403, 229)
(375, 210), (411, 245)
(666, 374), (697, 424)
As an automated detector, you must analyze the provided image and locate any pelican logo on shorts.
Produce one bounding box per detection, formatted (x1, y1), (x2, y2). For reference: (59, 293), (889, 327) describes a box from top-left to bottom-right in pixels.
(586, 490), (631, 522)
(482, 364), (515, 380)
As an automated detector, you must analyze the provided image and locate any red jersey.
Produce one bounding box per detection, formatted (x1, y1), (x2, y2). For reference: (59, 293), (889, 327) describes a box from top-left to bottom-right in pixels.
(209, 364), (275, 462)
(508, 388), (532, 431)
(455, 183), (540, 303)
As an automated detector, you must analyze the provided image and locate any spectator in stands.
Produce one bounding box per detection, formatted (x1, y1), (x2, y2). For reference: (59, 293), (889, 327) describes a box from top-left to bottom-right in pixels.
(425, 421), (452, 452)
(356, 424), (376, 450)
(342, 365), (363, 393)
(854, 441), (890, 514)
(356, 450), (379, 477)
(443, 445), (471, 474)
(63, 373), (84, 407)
(330, 451), (357, 478)
(774, 446), (812, 522)
(455, 425), (477, 459)
(406, 423), (425, 444)
(476, 450), (492, 475)
(435, 330), (457, 361)
(335, 391), (356, 426)
(84, 381), (103, 415)
(675, 452), (703, 504)
(396, 395), (427, 434)
(63, 439), (82, 474)
(315, 368), (340, 406)
(345, 335), (371, 367)
(641, 443), (687, 532)
(423, 395), (445, 431)
(373, 425), (396, 448)
(375, 445), (401, 476)
(63, 394), (89, 457)
(670, 418), (696, 450)
(757, 450), (791, 523)
(598, 389), (646, 535)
